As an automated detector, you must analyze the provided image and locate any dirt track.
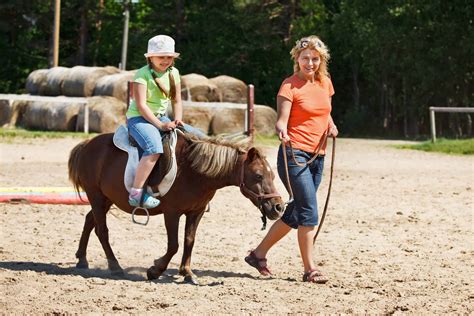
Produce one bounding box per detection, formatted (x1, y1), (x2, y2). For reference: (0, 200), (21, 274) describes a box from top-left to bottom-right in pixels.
(0, 136), (472, 314)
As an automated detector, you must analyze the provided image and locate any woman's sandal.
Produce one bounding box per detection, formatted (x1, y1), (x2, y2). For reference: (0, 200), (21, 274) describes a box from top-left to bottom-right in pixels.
(244, 250), (272, 276)
(303, 269), (328, 284)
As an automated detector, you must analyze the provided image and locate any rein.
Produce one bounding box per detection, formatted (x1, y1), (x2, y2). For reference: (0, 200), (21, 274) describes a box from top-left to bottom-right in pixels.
(281, 132), (336, 245)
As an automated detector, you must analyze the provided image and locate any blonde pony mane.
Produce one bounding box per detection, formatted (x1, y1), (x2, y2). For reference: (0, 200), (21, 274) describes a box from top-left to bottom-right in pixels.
(184, 135), (254, 179)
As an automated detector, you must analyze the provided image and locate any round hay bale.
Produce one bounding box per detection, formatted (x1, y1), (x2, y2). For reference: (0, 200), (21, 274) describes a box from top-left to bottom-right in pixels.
(0, 99), (31, 127)
(210, 108), (245, 135)
(21, 99), (83, 131)
(209, 75), (247, 103)
(254, 105), (277, 135)
(76, 96), (127, 133)
(181, 73), (221, 102)
(92, 70), (135, 103)
(182, 105), (214, 135)
(41, 67), (71, 96)
(62, 66), (120, 97)
(25, 69), (49, 95)
(0, 99), (13, 126)
(210, 105), (277, 136)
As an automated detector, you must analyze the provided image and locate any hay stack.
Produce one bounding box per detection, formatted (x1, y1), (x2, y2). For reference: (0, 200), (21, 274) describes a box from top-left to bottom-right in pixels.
(0, 99), (31, 127)
(93, 70), (135, 103)
(25, 69), (49, 95)
(41, 67), (71, 96)
(209, 75), (247, 103)
(21, 100), (84, 131)
(76, 96), (127, 133)
(181, 73), (221, 102)
(182, 105), (214, 135)
(62, 66), (120, 97)
(210, 105), (277, 136)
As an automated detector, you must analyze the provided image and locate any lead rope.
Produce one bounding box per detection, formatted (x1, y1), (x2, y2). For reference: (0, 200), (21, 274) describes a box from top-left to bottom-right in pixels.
(281, 134), (336, 245)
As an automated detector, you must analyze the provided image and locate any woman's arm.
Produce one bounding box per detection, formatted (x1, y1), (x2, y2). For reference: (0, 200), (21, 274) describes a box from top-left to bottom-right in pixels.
(275, 96), (292, 142)
(327, 97), (338, 137)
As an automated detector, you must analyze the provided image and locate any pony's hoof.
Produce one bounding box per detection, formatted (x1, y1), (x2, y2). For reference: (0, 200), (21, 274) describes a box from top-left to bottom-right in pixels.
(147, 266), (162, 280)
(76, 258), (89, 269)
(184, 275), (199, 285)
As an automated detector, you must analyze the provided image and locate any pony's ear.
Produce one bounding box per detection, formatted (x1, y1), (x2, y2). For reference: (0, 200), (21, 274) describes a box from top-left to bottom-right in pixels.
(247, 147), (259, 161)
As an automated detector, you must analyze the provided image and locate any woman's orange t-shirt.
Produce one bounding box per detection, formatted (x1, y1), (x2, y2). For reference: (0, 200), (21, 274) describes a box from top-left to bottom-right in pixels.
(277, 74), (334, 154)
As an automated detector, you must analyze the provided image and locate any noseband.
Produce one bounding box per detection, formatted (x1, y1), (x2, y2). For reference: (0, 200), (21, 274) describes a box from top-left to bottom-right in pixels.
(238, 153), (281, 202)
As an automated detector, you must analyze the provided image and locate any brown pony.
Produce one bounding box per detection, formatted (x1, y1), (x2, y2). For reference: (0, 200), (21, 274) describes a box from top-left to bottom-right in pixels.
(68, 131), (284, 284)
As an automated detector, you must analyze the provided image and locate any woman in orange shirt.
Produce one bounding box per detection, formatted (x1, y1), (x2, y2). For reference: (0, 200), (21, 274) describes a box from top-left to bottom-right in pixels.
(245, 35), (338, 283)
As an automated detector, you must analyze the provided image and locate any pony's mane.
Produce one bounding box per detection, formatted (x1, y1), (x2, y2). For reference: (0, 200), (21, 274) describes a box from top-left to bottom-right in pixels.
(184, 134), (253, 178)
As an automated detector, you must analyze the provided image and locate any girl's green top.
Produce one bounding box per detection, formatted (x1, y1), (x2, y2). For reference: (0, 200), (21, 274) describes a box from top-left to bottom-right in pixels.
(126, 65), (181, 118)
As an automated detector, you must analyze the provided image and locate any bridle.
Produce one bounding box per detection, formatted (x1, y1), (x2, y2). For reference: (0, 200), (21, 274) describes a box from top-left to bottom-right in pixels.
(238, 152), (282, 229)
(281, 131), (336, 244)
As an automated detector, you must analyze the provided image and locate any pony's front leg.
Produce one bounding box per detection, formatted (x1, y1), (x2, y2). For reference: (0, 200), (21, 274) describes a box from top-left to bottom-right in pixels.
(179, 210), (205, 285)
(147, 212), (181, 280)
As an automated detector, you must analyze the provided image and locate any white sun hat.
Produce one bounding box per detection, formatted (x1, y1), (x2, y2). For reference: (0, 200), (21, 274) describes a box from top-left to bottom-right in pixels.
(144, 35), (180, 58)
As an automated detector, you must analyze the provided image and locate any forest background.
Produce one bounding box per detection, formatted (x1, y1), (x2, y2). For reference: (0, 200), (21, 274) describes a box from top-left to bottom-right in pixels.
(1, 0), (472, 139)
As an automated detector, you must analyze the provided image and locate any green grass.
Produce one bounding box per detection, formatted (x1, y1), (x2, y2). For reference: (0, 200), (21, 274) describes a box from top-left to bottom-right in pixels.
(0, 127), (97, 141)
(396, 138), (474, 155)
(254, 133), (280, 147)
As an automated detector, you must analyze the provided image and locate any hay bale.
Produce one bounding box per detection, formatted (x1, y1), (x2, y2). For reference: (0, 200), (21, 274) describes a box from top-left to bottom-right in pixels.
(93, 70), (135, 103)
(25, 69), (49, 95)
(76, 96), (127, 133)
(182, 105), (214, 134)
(0, 99), (31, 127)
(62, 66), (120, 97)
(21, 99), (84, 131)
(209, 75), (247, 103)
(210, 105), (277, 136)
(181, 73), (221, 102)
(41, 67), (71, 96)
(0, 99), (13, 126)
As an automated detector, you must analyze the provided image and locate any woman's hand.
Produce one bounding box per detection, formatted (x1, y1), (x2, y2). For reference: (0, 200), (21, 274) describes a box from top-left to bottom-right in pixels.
(328, 124), (338, 137)
(275, 125), (290, 143)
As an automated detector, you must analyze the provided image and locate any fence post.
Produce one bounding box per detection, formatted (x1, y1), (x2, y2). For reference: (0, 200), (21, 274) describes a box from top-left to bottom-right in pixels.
(246, 84), (255, 144)
(429, 107), (436, 142)
(83, 103), (89, 134)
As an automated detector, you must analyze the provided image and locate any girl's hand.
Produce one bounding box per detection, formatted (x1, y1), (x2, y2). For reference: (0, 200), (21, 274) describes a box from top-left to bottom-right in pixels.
(174, 119), (184, 127)
(160, 121), (177, 131)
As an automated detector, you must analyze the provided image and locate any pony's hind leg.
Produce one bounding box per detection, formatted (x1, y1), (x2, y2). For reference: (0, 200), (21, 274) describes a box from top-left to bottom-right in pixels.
(179, 210), (205, 285)
(91, 200), (123, 276)
(147, 212), (181, 280)
(75, 210), (95, 269)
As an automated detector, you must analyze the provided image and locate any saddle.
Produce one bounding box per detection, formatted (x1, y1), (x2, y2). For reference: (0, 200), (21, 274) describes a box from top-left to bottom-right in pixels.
(112, 125), (178, 197)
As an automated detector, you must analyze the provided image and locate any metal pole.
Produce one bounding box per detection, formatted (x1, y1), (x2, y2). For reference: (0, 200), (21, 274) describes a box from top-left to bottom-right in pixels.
(430, 107), (436, 143)
(246, 84), (255, 143)
(120, 0), (130, 70)
(53, 0), (61, 67)
(83, 103), (89, 134)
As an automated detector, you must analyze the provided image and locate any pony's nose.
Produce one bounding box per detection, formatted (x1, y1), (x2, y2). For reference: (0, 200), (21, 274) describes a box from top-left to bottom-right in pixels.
(272, 203), (285, 214)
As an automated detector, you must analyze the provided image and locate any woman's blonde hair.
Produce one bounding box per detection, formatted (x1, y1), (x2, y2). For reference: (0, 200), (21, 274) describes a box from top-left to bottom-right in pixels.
(290, 35), (330, 81)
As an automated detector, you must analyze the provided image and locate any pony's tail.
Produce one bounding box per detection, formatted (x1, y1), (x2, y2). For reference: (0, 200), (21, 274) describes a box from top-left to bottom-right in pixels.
(68, 140), (90, 201)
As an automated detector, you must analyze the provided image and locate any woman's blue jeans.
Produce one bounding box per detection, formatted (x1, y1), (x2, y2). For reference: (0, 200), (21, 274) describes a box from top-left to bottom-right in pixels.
(277, 145), (325, 229)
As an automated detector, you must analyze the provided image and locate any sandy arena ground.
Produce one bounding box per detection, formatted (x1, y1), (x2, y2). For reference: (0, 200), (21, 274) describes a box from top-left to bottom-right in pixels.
(0, 136), (472, 314)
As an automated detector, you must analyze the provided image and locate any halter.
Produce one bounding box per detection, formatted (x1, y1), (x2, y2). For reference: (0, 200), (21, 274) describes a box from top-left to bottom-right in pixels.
(238, 153), (282, 229)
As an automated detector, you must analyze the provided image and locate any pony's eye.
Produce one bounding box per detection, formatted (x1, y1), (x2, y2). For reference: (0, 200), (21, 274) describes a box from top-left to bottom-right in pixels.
(255, 174), (263, 181)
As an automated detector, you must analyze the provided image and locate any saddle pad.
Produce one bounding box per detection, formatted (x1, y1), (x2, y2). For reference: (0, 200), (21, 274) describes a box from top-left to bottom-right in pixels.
(112, 125), (177, 197)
